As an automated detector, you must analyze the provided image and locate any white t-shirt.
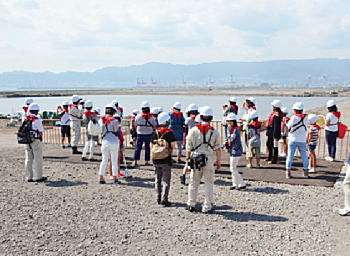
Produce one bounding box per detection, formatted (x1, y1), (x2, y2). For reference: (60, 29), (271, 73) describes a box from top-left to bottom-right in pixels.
(325, 112), (339, 132)
(60, 111), (70, 126)
(287, 115), (309, 142)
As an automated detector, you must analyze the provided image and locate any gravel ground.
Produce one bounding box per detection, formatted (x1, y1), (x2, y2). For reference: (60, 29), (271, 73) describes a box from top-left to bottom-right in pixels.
(1, 141), (350, 255)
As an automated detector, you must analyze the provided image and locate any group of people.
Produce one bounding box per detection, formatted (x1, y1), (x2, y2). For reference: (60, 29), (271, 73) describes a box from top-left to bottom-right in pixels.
(19, 95), (350, 215)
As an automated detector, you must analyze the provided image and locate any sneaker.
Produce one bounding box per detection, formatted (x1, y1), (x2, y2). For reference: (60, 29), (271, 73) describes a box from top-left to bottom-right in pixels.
(236, 185), (247, 190)
(89, 158), (98, 162)
(229, 186), (237, 190)
(161, 201), (172, 207)
(202, 206), (214, 214)
(98, 180), (106, 184)
(108, 175), (114, 180)
(67, 144), (72, 148)
(144, 162), (152, 166)
(338, 208), (350, 216)
(26, 179), (34, 182)
(61, 144), (65, 148)
(329, 157), (334, 162)
(285, 172), (291, 179)
(82, 157), (88, 161)
(34, 177), (47, 182)
(308, 168), (316, 173)
(113, 179), (121, 184)
(280, 153), (286, 157)
(186, 205), (195, 212)
(325, 156), (331, 161)
(118, 173), (124, 177)
(246, 164), (253, 168)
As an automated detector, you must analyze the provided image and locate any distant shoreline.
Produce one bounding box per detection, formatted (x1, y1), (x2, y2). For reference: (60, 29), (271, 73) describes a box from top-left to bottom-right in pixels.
(0, 87), (348, 98)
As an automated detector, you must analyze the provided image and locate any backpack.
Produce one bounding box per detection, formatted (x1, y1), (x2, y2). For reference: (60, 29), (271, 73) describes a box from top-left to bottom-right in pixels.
(151, 131), (171, 160)
(17, 119), (35, 144)
(87, 120), (101, 136)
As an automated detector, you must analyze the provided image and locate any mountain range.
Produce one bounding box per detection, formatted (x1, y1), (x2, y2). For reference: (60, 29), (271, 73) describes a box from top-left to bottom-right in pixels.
(0, 58), (349, 89)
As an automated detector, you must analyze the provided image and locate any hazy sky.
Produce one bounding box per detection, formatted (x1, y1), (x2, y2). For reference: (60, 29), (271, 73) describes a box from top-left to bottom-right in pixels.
(1, 0), (350, 72)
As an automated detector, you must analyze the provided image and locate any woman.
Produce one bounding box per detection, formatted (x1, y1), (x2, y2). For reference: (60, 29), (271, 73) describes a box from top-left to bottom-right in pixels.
(82, 100), (99, 161)
(98, 104), (121, 184)
(225, 113), (246, 190)
(169, 102), (185, 163)
(325, 100), (340, 162)
(285, 102), (309, 179)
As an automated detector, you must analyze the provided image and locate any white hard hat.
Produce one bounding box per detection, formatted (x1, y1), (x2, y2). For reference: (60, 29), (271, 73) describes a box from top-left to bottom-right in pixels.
(271, 99), (282, 108)
(200, 106), (213, 116)
(62, 101), (70, 106)
(151, 107), (159, 114)
(72, 95), (81, 103)
(327, 100), (336, 108)
(281, 107), (288, 114)
(132, 109), (140, 115)
(293, 102), (304, 110)
(173, 102), (181, 110)
(105, 104), (117, 111)
(195, 115), (201, 123)
(248, 97), (256, 105)
(248, 110), (259, 121)
(157, 107), (163, 113)
(111, 100), (118, 106)
(141, 101), (150, 108)
(84, 100), (93, 108)
(226, 112), (237, 121)
(157, 112), (171, 125)
(308, 114), (318, 124)
(229, 96), (237, 102)
(94, 107), (101, 115)
(188, 104), (198, 111)
(24, 98), (34, 105)
(28, 103), (40, 111)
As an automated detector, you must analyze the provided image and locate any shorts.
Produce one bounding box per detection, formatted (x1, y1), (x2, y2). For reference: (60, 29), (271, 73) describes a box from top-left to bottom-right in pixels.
(61, 125), (71, 137)
(308, 144), (317, 151)
(247, 146), (261, 159)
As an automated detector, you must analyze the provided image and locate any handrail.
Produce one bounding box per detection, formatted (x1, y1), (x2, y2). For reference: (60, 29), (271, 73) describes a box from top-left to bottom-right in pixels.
(41, 119), (350, 161)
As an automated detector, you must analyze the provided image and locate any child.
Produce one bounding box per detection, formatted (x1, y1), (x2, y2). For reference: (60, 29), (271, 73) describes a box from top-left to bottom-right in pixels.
(57, 101), (71, 148)
(280, 107), (290, 157)
(307, 114), (320, 173)
(82, 100), (99, 161)
(225, 113), (246, 190)
(246, 110), (262, 168)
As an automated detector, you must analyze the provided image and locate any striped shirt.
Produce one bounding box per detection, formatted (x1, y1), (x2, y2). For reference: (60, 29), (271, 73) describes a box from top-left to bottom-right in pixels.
(308, 126), (319, 146)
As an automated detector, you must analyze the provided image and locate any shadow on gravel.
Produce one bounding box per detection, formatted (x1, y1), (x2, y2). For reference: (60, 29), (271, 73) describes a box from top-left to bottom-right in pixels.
(46, 179), (88, 187)
(214, 211), (288, 222)
(121, 177), (154, 189)
(249, 187), (289, 194)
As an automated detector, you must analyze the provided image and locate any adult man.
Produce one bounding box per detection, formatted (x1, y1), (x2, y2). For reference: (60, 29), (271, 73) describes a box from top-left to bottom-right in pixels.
(186, 106), (221, 213)
(69, 95), (83, 154)
(133, 101), (157, 167)
(24, 103), (46, 182)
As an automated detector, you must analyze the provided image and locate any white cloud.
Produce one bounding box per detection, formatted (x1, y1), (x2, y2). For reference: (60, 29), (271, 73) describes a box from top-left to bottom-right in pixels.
(0, 0), (350, 72)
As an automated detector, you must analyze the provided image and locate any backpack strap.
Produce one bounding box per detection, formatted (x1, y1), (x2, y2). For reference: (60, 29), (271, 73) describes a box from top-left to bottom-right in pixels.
(289, 117), (307, 133)
(191, 127), (214, 152)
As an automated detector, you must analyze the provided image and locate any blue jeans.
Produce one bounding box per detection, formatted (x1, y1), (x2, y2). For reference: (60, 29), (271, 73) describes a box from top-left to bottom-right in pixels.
(134, 134), (152, 161)
(326, 130), (338, 159)
(286, 141), (309, 170)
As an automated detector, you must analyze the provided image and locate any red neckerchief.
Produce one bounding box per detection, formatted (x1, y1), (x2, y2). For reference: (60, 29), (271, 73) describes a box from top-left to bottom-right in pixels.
(229, 126), (240, 135)
(266, 112), (278, 126)
(248, 106), (256, 110)
(310, 124), (321, 130)
(84, 110), (92, 118)
(230, 104), (237, 111)
(101, 115), (116, 124)
(190, 114), (196, 119)
(22, 106), (28, 112)
(116, 107), (123, 111)
(141, 112), (152, 120)
(248, 121), (262, 129)
(156, 127), (174, 136)
(130, 115), (135, 120)
(171, 111), (183, 119)
(330, 111), (341, 119)
(153, 114), (158, 119)
(62, 108), (69, 113)
(196, 123), (213, 135)
(69, 104), (78, 109)
(26, 114), (38, 121)
(295, 113), (307, 119)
